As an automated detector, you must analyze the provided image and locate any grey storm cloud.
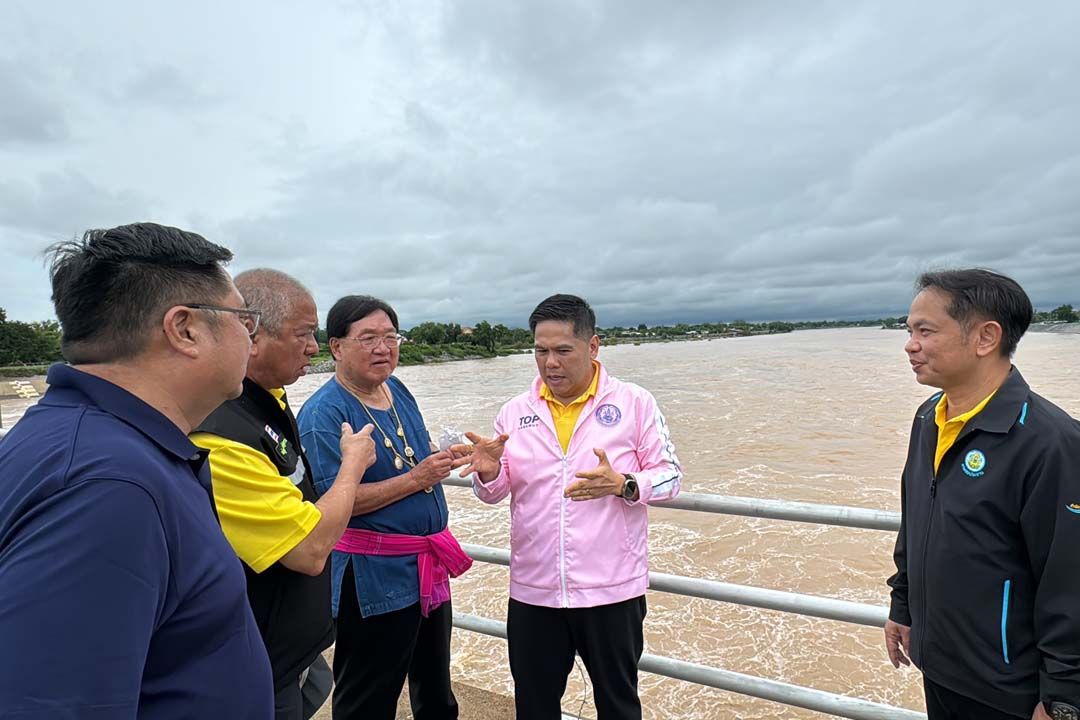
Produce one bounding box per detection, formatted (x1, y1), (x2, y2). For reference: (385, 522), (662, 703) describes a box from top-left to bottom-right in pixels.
(121, 65), (220, 109)
(1, 0), (1078, 328)
(0, 59), (69, 146)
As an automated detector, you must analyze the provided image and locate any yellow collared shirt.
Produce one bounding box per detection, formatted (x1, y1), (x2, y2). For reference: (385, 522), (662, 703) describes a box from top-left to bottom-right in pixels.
(933, 390), (996, 474)
(190, 388), (321, 573)
(539, 362), (600, 454)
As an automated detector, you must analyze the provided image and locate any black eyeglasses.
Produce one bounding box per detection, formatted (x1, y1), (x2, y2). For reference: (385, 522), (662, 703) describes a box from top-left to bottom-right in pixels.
(336, 333), (405, 350)
(183, 304), (262, 336)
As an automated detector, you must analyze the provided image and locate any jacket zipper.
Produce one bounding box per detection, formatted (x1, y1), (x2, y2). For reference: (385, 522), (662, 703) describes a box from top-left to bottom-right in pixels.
(920, 455), (937, 666)
(1001, 579), (1011, 665)
(559, 455), (569, 608)
(918, 423), (974, 664)
(535, 382), (614, 610)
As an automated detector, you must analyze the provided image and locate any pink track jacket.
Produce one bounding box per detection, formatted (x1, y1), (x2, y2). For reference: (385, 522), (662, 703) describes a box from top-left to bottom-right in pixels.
(472, 363), (682, 608)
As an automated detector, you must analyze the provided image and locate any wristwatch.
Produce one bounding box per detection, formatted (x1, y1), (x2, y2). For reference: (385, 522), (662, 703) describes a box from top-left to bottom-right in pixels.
(621, 474), (638, 500)
(1048, 702), (1080, 720)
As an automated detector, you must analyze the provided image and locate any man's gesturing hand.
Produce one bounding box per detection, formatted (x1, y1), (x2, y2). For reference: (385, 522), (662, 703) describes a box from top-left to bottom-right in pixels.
(564, 448), (625, 501)
(410, 450), (454, 492)
(340, 423), (376, 474)
(449, 432), (509, 484)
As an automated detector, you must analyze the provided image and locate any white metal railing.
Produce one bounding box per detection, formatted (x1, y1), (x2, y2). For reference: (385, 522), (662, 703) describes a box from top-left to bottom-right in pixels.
(454, 613), (924, 720)
(444, 473), (923, 719)
(461, 543), (887, 627)
(442, 475), (900, 531)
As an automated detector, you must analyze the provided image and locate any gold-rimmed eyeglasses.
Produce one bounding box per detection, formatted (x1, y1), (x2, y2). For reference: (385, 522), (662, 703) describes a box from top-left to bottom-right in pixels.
(336, 333), (405, 350)
(183, 303), (262, 337)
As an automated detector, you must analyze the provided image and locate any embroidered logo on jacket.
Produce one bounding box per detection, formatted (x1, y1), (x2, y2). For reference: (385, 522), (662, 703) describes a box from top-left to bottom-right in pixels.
(962, 449), (987, 478)
(1065, 503), (1080, 515)
(265, 424), (289, 457)
(595, 404), (622, 426)
(518, 414), (542, 429)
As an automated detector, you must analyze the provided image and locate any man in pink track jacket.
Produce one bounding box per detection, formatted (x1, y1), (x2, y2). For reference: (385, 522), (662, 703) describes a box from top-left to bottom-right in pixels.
(452, 293), (682, 720)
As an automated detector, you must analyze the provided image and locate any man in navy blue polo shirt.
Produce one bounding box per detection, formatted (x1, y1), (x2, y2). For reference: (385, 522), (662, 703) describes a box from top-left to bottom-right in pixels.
(0, 223), (274, 718)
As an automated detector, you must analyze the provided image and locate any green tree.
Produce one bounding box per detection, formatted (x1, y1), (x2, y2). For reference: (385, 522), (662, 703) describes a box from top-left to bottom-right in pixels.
(766, 321), (795, 333)
(505, 327), (533, 346)
(1050, 304), (1079, 323)
(492, 323), (511, 346)
(408, 322), (447, 345)
(0, 315), (63, 365)
(29, 321), (62, 358)
(471, 321), (496, 353)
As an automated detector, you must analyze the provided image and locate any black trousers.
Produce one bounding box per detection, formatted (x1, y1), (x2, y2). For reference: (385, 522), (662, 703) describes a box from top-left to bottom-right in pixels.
(332, 564), (458, 720)
(507, 596), (646, 720)
(274, 680), (305, 720)
(923, 676), (1026, 720)
(274, 654), (332, 720)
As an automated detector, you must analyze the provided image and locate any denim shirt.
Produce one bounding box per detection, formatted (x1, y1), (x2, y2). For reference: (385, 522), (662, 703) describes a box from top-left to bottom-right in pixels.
(297, 375), (449, 617)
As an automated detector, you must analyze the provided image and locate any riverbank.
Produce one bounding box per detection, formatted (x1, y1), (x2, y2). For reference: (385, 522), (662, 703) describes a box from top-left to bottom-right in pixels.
(311, 330), (781, 373)
(1030, 321), (1080, 333)
(7, 321), (1077, 392)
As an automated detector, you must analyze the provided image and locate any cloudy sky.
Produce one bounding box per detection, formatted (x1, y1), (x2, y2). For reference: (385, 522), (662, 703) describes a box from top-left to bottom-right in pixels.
(2, 1), (1078, 328)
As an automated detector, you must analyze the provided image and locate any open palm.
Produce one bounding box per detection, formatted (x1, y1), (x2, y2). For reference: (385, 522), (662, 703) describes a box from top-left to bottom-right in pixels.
(450, 431), (509, 479)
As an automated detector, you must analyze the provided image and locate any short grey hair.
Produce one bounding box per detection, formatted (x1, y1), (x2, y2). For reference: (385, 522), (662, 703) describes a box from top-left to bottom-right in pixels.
(233, 268), (313, 335)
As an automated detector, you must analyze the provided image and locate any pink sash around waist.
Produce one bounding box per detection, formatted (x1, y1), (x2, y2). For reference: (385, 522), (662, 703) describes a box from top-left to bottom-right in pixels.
(334, 527), (473, 617)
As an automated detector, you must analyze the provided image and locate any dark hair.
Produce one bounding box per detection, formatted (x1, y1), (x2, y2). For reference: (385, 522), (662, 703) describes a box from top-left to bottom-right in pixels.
(326, 295), (399, 339)
(916, 269), (1033, 357)
(47, 222), (234, 364)
(528, 294), (596, 340)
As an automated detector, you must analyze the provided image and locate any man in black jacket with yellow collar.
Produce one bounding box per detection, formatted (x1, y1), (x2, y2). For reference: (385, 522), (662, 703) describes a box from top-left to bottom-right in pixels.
(886, 269), (1080, 720)
(192, 269), (375, 720)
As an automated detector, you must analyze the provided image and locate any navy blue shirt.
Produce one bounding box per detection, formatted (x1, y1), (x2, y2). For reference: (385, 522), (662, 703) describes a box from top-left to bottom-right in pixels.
(298, 376), (449, 617)
(0, 365), (273, 719)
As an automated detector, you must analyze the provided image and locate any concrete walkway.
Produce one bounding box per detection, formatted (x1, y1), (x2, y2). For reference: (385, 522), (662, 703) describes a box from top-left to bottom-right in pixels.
(311, 649), (518, 720)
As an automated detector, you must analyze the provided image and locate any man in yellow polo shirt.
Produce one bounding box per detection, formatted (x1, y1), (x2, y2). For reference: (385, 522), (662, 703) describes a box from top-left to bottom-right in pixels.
(885, 269), (1080, 720)
(191, 269), (376, 720)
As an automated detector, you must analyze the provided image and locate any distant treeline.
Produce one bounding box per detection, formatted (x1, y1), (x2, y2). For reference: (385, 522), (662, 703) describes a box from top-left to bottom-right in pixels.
(0, 308), (61, 369)
(3, 304), (1078, 370)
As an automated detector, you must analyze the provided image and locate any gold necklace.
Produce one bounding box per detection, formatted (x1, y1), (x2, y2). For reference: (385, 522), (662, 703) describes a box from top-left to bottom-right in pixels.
(351, 385), (429, 490)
